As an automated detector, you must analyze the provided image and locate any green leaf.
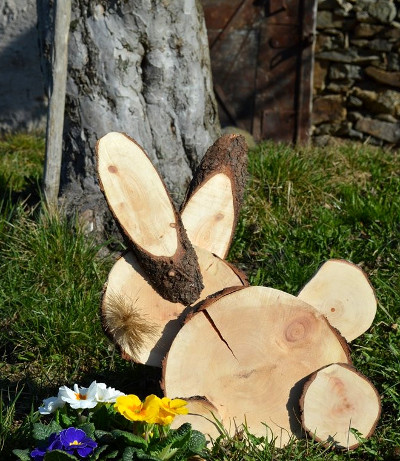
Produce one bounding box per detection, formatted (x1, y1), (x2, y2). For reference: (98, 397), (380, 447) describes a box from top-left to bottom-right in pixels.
(78, 422), (96, 439)
(59, 412), (73, 427)
(91, 403), (113, 430)
(111, 429), (148, 448)
(12, 449), (31, 461)
(33, 421), (62, 442)
(188, 430), (207, 454)
(44, 450), (77, 460)
(90, 444), (109, 460)
(122, 447), (135, 461)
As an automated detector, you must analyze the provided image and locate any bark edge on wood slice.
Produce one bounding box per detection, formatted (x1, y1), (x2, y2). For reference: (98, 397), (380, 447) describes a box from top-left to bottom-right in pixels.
(96, 131), (203, 305)
(180, 134), (248, 259)
(101, 246), (248, 367)
(300, 363), (381, 450)
(162, 286), (351, 447)
(298, 259), (377, 342)
(170, 396), (222, 440)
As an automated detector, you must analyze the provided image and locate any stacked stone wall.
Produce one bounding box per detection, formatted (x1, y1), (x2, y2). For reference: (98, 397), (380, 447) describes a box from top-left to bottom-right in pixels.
(312, 0), (400, 146)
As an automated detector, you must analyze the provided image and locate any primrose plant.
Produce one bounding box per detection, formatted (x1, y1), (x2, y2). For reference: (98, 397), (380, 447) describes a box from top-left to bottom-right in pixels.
(13, 381), (207, 461)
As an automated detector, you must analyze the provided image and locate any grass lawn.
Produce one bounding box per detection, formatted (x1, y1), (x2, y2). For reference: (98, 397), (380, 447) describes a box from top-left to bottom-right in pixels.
(1, 133), (399, 459)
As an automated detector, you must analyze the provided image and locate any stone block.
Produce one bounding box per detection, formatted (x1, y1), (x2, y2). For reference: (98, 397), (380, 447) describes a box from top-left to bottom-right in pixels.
(355, 117), (400, 143)
(365, 66), (400, 88)
(312, 95), (347, 124)
(354, 23), (385, 37)
(313, 60), (329, 92)
(353, 88), (400, 115)
(368, 0), (397, 23)
(330, 63), (363, 80)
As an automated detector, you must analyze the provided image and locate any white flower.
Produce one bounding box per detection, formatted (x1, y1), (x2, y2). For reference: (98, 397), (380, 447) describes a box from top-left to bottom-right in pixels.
(93, 382), (125, 403)
(58, 382), (98, 409)
(39, 396), (65, 414)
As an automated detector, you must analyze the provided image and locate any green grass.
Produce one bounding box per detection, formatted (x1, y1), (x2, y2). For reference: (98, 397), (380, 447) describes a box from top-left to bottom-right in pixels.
(1, 133), (400, 459)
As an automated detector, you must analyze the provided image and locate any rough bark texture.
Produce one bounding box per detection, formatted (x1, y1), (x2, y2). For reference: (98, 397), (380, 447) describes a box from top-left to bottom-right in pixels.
(180, 133), (248, 259)
(37, 0), (220, 240)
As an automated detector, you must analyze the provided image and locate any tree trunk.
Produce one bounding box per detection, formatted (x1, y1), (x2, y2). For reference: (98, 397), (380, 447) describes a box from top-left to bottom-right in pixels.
(37, 0), (220, 239)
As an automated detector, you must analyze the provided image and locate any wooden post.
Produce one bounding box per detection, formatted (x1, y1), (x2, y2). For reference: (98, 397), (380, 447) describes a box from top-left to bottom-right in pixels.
(43, 0), (71, 209)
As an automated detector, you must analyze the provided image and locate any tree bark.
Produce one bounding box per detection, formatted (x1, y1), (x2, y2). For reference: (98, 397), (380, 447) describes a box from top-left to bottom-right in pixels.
(37, 0), (220, 238)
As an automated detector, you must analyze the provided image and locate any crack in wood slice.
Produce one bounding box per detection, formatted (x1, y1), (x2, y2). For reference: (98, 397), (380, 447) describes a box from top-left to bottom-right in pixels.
(96, 131), (203, 305)
(298, 259), (377, 342)
(101, 246), (248, 367)
(300, 363), (381, 449)
(162, 286), (351, 447)
(181, 134), (248, 259)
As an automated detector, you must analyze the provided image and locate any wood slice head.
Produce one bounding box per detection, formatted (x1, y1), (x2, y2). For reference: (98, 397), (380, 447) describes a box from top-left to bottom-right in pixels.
(162, 286), (351, 446)
(101, 246), (247, 367)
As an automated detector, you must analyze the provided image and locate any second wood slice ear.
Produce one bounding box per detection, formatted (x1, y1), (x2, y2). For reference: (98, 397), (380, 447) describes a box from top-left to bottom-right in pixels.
(180, 134), (248, 259)
(96, 132), (203, 305)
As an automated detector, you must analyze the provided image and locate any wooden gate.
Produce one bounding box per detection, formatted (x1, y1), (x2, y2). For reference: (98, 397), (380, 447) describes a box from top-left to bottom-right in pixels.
(201, 0), (317, 143)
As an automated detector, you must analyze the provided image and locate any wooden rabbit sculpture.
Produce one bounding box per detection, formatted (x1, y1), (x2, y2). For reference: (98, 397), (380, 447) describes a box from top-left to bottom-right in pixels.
(96, 132), (380, 450)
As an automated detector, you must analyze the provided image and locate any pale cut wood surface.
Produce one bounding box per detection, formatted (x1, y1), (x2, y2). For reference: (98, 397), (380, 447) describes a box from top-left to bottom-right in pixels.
(300, 363), (381, 449)
(180, 134), (248, 259)
(181, 173), (234, 258)
(163, 286), (350, 446)
(97, 132), (203, 305)
(298, 259), (377, 342)
(170, 397), (222, 440)
(102, 246), (247, 367)
(97, 132), (177, 257)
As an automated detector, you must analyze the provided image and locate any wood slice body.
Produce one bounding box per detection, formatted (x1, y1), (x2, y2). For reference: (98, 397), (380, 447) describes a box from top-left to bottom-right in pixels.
(298, 259), (377, 342)
(181, 134), (248, 259)
(163, 286), (350, 446)
(300, 363), (381, 449)
(102, 246), (247, 367)
(97, 132), (203, 305)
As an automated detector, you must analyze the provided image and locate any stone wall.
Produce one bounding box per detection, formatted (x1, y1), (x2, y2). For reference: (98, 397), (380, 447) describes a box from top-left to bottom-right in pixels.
(312, 0), (400, 146)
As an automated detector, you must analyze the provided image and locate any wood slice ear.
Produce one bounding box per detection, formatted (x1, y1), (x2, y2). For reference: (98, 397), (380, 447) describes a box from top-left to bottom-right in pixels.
(96, 132), (203, 305)
(300, 363), (381, 449)
(298, 259), (377, 342)
(162, 286), (350, 447)
(180, 134), (248, 259)
(101, 246), (248, 367)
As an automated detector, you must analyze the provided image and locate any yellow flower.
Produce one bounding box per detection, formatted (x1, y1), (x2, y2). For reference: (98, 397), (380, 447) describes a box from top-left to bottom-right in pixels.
(156, 397), (188, 426)
(114, 394), (160, 423)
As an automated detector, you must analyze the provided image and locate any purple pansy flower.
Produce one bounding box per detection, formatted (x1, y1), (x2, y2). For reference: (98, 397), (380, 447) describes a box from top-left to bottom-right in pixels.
(30, 427), (97, 460)
(59, 427), (97, 457)
(30, 432), (62, 460)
